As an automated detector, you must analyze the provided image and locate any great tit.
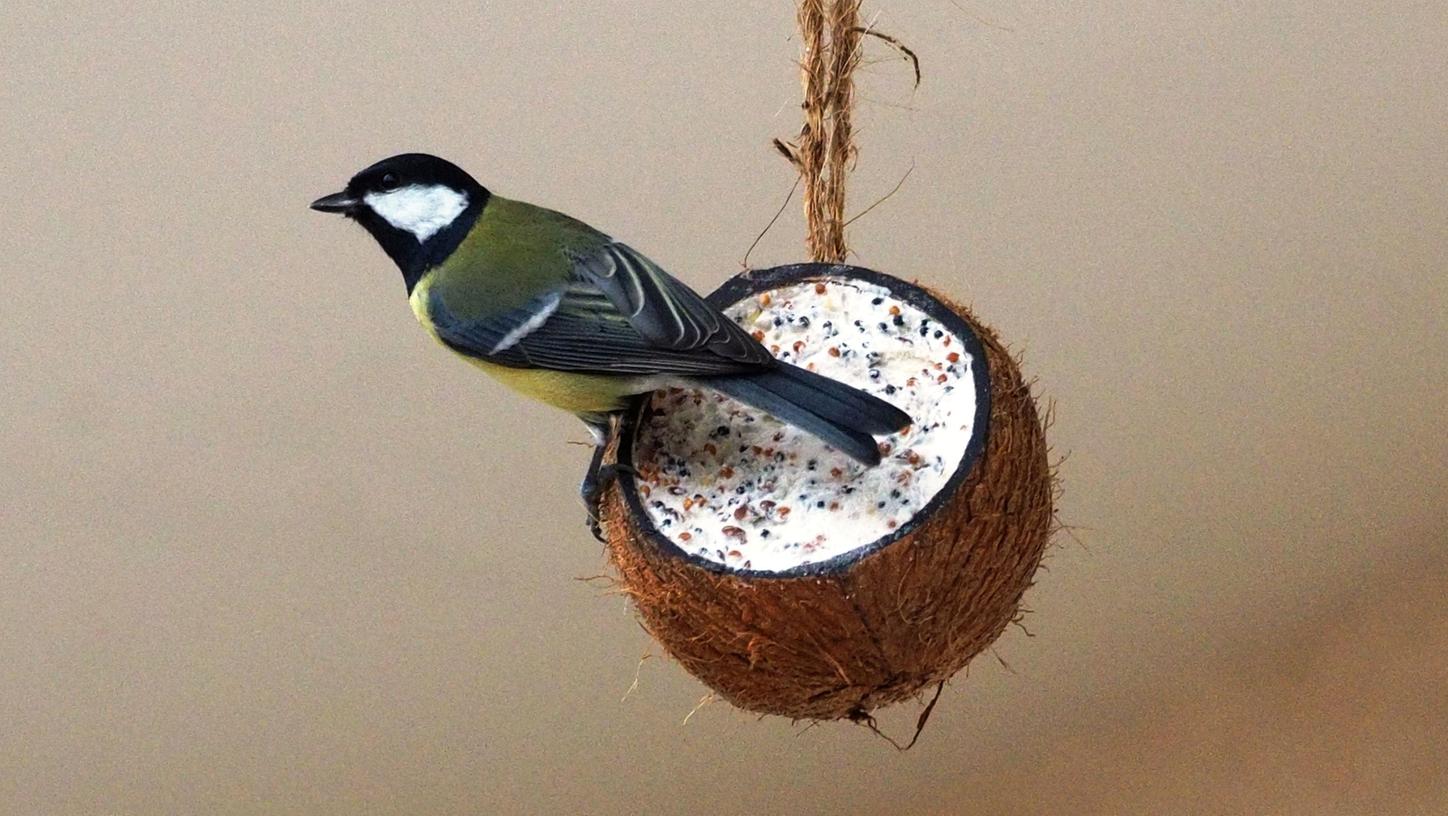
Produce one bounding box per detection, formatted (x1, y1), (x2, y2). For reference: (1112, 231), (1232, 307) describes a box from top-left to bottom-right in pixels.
(311, 154), (911, 518)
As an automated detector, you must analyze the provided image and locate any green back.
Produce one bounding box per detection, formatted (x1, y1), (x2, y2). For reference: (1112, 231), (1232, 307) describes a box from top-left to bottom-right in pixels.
(431, 196), (609, 319)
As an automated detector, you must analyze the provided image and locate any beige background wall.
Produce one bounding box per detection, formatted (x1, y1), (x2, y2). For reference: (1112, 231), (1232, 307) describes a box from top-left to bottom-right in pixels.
(1, 2), (1444, 814)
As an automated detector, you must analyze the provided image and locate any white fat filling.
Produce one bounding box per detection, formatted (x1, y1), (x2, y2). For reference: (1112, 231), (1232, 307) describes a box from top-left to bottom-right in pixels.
(363, 184), (469, 243)
(633, 280), (977, 573)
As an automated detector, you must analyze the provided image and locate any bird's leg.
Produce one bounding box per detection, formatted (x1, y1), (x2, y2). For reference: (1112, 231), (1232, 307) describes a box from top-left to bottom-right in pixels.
(578, 413), (634, 542)
(581, 443), (609, 542)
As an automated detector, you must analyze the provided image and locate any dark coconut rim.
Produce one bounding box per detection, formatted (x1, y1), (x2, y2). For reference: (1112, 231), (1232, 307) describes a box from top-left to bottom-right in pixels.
(613, 263), (992, 579)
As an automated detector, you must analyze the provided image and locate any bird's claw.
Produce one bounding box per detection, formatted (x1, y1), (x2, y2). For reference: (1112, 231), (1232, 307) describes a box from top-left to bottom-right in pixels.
(581, 450), (636, 542)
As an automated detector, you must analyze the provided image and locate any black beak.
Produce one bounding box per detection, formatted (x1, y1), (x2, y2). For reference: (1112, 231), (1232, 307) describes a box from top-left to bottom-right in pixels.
(310, 191), (359, 213)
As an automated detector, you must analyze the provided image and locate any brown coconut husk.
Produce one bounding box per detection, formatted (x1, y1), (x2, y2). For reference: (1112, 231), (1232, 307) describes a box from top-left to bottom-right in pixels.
(598, 264), (1053, 721)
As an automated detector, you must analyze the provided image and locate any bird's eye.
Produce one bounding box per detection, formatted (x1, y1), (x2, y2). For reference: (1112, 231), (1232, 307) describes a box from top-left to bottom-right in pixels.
(380, 172), (401, 190)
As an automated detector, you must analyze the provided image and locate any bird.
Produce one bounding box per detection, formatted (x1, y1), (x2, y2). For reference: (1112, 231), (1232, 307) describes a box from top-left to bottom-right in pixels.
(310, 153), (912, 525)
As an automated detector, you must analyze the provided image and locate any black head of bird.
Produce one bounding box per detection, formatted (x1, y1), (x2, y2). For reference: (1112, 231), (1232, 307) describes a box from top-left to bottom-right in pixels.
(310, 153), (489, 277)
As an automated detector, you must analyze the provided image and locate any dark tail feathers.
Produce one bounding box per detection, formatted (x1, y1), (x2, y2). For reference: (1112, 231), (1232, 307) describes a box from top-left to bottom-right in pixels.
(706, 364), (912, 467)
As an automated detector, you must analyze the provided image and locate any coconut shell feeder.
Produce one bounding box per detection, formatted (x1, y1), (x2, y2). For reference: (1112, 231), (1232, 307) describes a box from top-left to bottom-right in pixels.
(596, 264), (1052, 721)
(591, 1), (1054, 725)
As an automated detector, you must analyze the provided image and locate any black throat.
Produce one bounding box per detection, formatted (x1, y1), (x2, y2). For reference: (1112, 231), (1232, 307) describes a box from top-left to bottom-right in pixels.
(349, 188), (490, 294)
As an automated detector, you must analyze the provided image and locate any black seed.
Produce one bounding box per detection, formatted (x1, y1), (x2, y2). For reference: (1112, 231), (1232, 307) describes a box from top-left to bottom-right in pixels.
(892, 315), (905, 327)
(871, 297), (884, 305)
(934, 330), (944, 339)
(885, 385), (897, 395)
(869, 369), (881, 379)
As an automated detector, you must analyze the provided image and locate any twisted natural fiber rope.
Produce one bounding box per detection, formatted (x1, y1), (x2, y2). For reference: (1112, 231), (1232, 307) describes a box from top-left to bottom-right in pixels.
(796, 0), (862, 263)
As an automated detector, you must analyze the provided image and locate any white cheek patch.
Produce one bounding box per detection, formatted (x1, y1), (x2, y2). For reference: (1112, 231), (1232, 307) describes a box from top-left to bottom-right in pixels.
(363, 184), (469, 243)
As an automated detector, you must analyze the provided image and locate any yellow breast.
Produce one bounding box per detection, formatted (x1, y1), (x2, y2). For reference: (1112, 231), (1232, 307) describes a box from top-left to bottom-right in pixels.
(408, 273), (443, 341)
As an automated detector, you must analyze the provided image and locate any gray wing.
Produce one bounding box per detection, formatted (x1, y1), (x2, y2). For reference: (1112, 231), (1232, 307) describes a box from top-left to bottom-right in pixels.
(570, 242), (776, 367)
(426, 246), (774, 377)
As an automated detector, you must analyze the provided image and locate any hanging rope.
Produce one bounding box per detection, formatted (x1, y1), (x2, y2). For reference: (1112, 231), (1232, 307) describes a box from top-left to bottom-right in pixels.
(795, 0), (862, 264)
(768, 1), (920, 266)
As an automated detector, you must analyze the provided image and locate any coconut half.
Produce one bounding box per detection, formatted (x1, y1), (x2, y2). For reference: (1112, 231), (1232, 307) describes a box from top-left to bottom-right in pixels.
(598, 264), (1052, 721)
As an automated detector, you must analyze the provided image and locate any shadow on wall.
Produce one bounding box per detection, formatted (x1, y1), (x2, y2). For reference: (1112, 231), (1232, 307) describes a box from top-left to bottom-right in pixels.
(947, 540), (1448, 816)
